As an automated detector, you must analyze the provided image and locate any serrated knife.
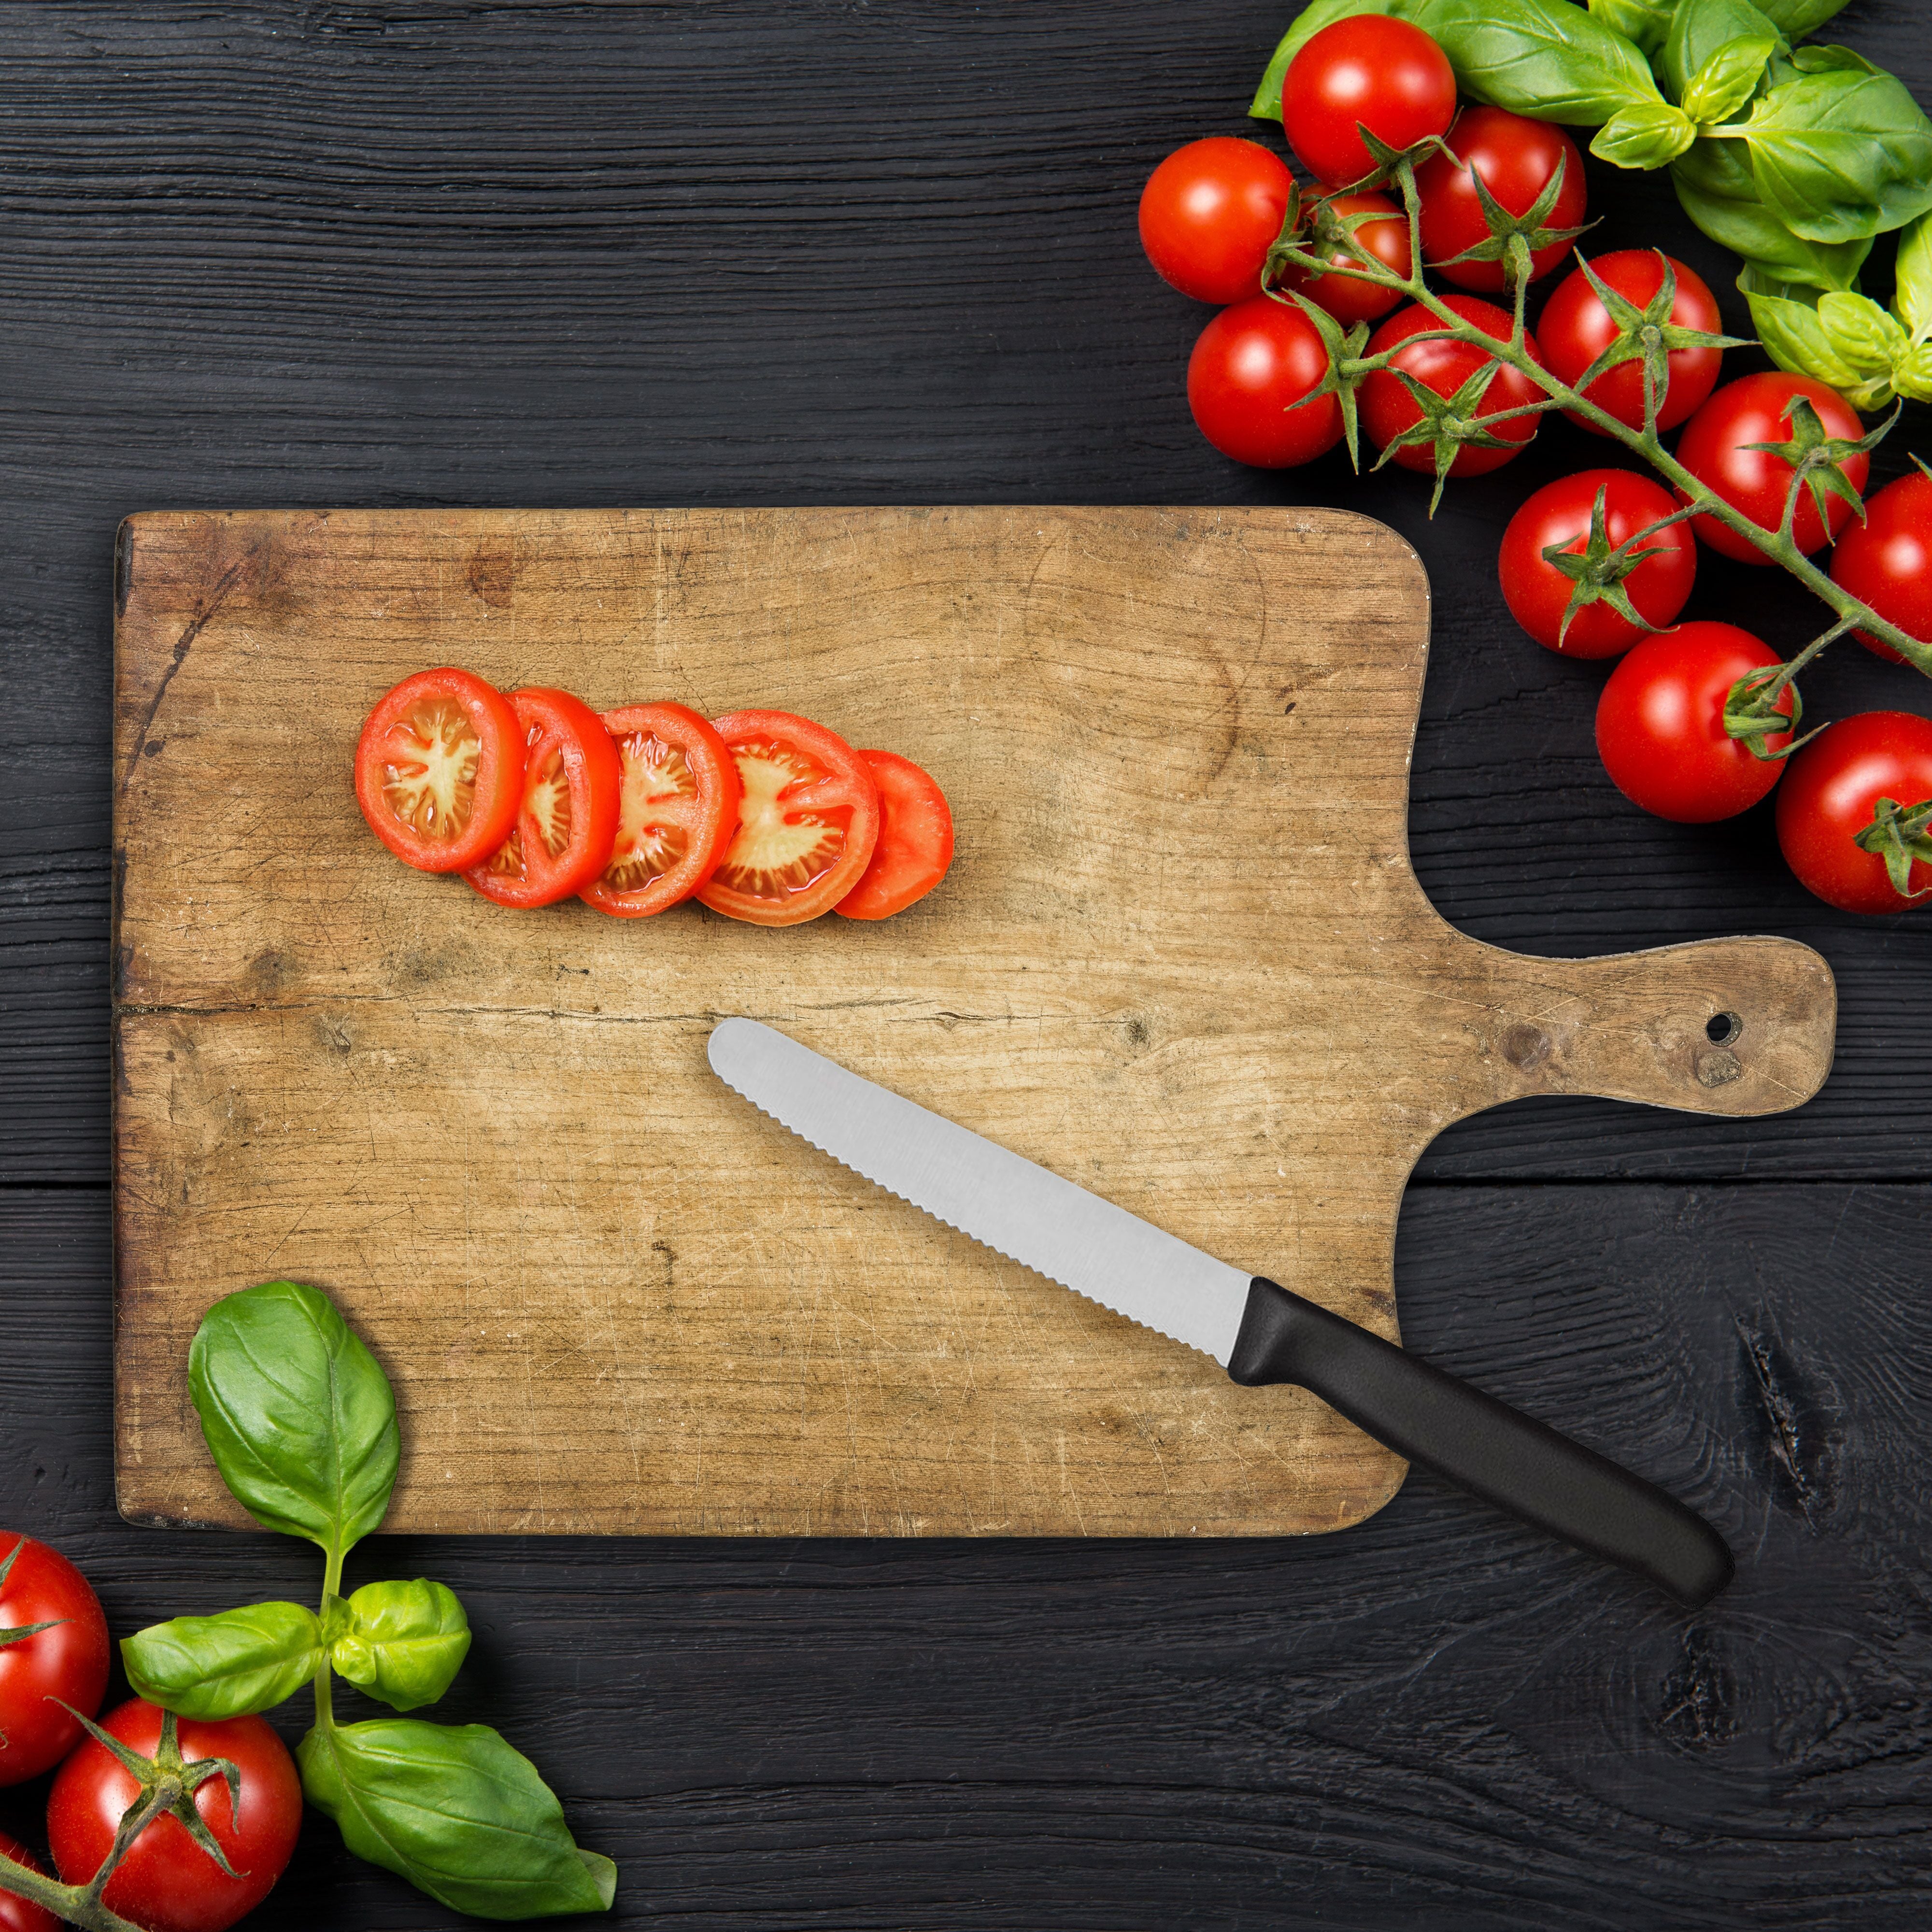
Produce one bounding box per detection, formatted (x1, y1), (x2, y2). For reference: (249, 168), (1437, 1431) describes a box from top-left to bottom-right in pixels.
(707, 1017), (1733, 1607)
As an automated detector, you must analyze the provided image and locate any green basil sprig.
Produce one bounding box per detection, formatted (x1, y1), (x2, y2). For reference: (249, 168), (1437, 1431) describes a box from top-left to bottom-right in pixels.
(125, 1280), (614, 1921)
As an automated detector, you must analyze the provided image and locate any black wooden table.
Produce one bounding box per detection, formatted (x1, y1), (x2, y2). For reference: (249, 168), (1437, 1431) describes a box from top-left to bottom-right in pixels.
(5, 4), (1931, 1925)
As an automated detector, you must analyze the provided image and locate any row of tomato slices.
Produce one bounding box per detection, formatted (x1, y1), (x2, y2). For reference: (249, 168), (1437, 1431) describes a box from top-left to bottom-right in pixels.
(353, 668), (953, 927)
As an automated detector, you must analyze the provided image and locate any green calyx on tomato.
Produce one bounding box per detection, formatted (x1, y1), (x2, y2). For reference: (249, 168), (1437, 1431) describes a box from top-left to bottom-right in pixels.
(1740, 391), (1896, 548)
(1853, 796), (1932, 902)
(1549, 252), (1743, 438)
(116, 1281), (616, 1920)
(1535, 482), (1690, 652)
(1414, 114), (1589, 293)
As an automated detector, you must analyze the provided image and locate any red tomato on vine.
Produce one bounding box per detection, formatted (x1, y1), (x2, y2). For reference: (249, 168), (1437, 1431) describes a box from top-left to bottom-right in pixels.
(1414, 107), (1586, 293)
(0, 1534), (109, 1787)
(1273, 191), (1411, 325)
(1359, 295), (1547, 478)
(1776, 712), (1932, 914)
(1281, 16), (1455, 188)
(1830, 468), (1932, 665)
(1139, 139), (1295, 306)
(1187, 295), (1342, 469)
(1537, 250), (1723, 435)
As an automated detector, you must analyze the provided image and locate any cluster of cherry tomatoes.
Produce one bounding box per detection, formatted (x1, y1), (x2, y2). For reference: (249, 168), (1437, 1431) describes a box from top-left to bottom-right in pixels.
(355, 669), (954, 927)
(1, 1533), (300, 1932)
(1140, 14), (1932, 917)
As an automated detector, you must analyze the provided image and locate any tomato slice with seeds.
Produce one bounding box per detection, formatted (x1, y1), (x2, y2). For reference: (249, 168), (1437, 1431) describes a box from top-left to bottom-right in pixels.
(834, 751), (954, 920)
(582, 701), (742, 918)
(465, 687), (622, 909)
(696, 710), (881, 927)
(353, 667), (524, 873)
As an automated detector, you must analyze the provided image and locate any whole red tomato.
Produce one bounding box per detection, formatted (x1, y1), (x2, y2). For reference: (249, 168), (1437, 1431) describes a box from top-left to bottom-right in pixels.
(1138, 138), (1295, 306)
(1776, 711), (1932, 913)
(0, 1534), (110, 1787)
(1281, 16), (1456, 188)
(1273, 190), (1411, 324)
(1830, 468), (1932, 664)
(1414, 107), (1586, 293)
(1676, 373), (1869, 563)
(47, 1700), (302, 1932)
(0, 1829), (57, 1932)
(1595, 624), (1792, 822)
(1538, 250), (1723, 434)
(1499, 469), (1696, 658)
(1187, 294), (1342, 468)
(1359, 294), (1546, 478)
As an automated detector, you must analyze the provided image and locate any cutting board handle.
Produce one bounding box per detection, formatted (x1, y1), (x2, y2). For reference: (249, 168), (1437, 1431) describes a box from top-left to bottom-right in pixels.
(1469, 933), (1835, 1118)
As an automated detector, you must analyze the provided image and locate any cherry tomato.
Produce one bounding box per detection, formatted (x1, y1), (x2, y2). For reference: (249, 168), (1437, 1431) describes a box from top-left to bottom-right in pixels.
(1282, 16), (1456, 189)
(1595, 624), (1792, 823)
(582, 701), (742, 917)
(835, 752), (955, 920)
(353, 667), (526, 873)
(1272, 190), (1411, 325)
(1776, 711), (1932, 914)
(1499, 469), (1696, 658)
(1139, 139), (1295, 305)
(1829, 468), (1932, 665)
(1186, 295), (1343, 469)
(696, 711), (882, 926)
(1538, 250), (1722, 435)
(465, 687), (623, 909)
(0, 1534), (109, 1788)
(47, 1700), (302, 1932)
(1676, 373), (1869, 564)
(1414, 107), (1586, 294)
(1360, 295), (1547, 478)
(0, 1828), (58, 1932)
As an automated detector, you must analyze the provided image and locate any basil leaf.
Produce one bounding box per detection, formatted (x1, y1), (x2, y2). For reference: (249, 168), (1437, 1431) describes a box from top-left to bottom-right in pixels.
(1737, 265), (1875, 396)
(1249, 0), (1397, 120)
(1671, 144), (1872, 290)
(1683, 36), (1781, 126)
(1593, 99), (1698, 169)
(1752, 0), (1852, 37)
(122, 1602), (323, 1719)
(1789, 43), (1878, 76)
(1742, 70), (1932, 244)
(299, 1718), (616, 1918)
(1414, 0), (1667, 126)
(1589, 0), (1675, 60)
(1658, 0), (1782, 104)
(1818, 290), (1910, 368)
(332, 1579), (472, 1713)
(190, 1279), (400, 1560)
(1894, 210), (1932, 339)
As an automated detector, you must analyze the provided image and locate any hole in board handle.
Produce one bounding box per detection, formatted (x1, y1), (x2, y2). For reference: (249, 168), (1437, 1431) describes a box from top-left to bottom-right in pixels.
(1706, 1011), (1742, 1047)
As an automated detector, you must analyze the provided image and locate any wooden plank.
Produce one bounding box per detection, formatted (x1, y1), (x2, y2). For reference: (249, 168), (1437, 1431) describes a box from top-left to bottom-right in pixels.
(113, 507), (1834, 1534)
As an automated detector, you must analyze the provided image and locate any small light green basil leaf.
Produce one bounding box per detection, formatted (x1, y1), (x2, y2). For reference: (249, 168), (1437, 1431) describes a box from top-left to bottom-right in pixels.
(1788, 43), (1878, 76)
(332, 1579), (471, 1712)
(1737, 267), (1899, 409)
(1413, 0), (1666, 126)
(1589, 0), (1675, 60)
(1659, 0), (1783, 105)
(1818, 290), (1910, 366)
(1683, 35), (1781, 125)
(299, 1718), (616, 1918)
(1249, 0), (1398, 120)
(1892, 342), (1932, 404)
(1894, 211), (1932, 339)
(122, 1602), (323, 1719)
(1672, 148), (1872, 289)
(190, 1279), (400, 1559)
(1742, 70), (1932, 244)
(1753, 0), (1850, 36)
(1593, 99), (1698, 169)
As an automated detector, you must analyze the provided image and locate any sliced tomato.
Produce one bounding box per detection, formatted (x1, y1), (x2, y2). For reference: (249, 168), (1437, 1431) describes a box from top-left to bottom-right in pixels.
(835, 752), (954, 920)
(696, 710), (881, 927)
(465, 687), (622, 909)
(353, 667), (524, 873)
(582, 702), (742, 918)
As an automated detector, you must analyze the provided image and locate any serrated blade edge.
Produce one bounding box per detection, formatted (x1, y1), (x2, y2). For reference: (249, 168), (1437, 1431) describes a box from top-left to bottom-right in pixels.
(707, 1017), (1251, 1366)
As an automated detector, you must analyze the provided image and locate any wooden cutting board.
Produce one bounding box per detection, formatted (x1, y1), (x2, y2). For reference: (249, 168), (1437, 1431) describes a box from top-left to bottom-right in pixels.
(112, 507), (1836, 1537)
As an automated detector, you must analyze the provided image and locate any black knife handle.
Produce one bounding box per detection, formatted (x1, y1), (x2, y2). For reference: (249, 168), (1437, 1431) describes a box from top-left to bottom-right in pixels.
(1227, 1278), (1733, 1608)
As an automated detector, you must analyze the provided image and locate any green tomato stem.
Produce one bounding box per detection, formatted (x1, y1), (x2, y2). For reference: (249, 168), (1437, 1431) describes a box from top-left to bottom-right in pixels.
(0, 1848), (153, 1932)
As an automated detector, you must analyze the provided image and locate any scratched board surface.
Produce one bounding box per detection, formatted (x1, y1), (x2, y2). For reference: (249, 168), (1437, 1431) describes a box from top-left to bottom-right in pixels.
(113, 506), (1832, 1536)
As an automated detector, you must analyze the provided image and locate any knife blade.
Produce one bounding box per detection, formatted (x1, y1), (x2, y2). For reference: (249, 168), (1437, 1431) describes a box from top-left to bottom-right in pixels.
(707, 1016), (1733, 1608)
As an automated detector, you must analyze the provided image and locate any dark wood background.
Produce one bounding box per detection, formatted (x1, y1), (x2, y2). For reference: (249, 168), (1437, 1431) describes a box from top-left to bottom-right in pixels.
(4, 2), (1930, 1924)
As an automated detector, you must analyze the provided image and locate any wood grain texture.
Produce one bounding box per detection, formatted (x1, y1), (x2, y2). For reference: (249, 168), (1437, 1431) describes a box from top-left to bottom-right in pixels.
(114, 506), (1833, 1536)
